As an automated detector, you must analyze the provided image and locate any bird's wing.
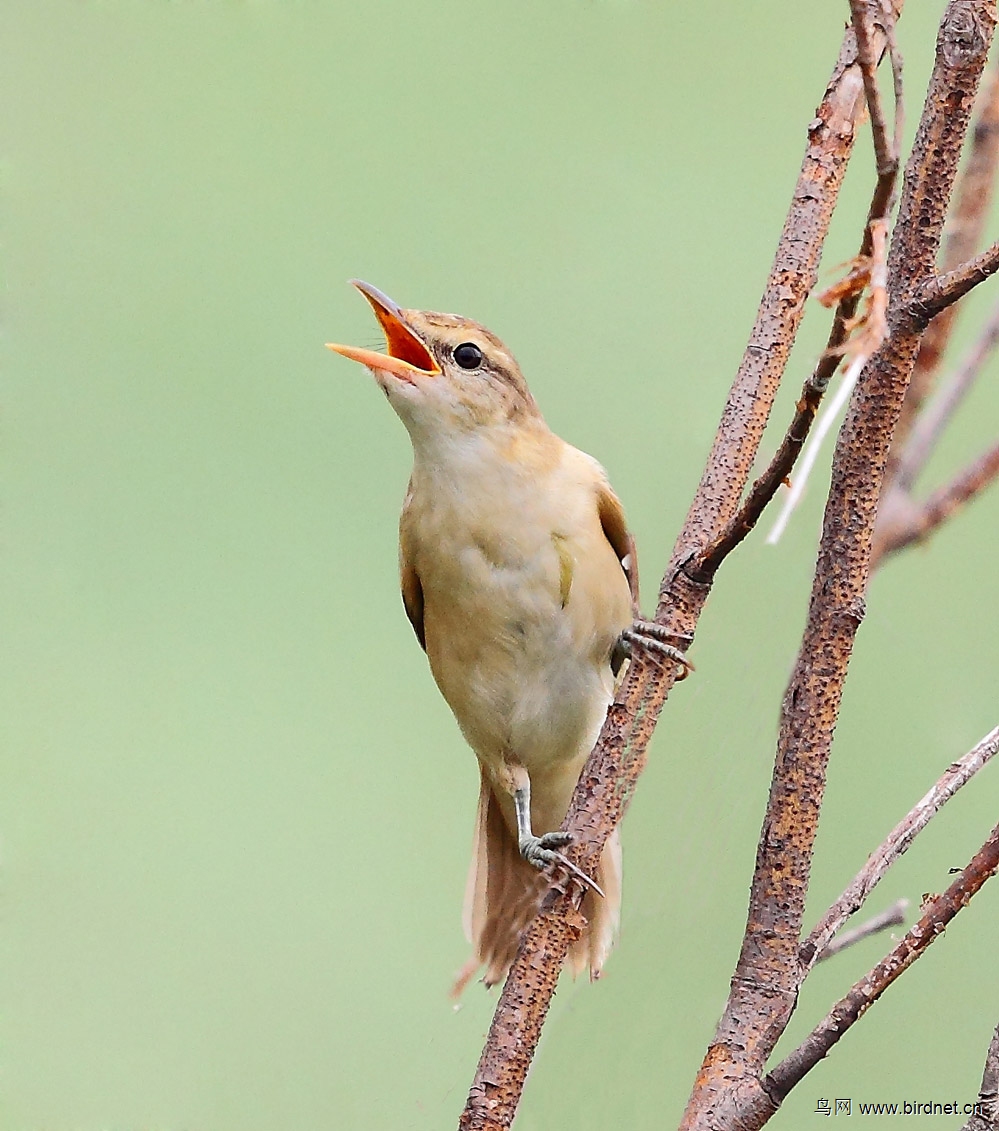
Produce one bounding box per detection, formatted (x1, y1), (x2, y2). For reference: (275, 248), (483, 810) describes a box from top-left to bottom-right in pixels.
(596, 480), (639, 612)
(399, 483), (426, 651)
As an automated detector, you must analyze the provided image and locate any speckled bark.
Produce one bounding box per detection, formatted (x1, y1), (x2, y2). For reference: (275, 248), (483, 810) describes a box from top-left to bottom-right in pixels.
(768, 822), (999, 1098)
(680, 5), (997, 1129)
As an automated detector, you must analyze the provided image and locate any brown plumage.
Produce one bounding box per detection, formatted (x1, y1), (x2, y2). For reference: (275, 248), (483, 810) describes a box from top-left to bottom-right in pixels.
(327, 281), (637, 993)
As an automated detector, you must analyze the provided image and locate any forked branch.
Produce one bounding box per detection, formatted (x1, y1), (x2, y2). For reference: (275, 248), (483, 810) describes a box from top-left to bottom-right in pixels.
(681, 4), (997, 1129)
(768, 820), (999, 1100)
(802, 724), (999, 966)
(915, 238), (999, 319)
(698, 0), (902, 576)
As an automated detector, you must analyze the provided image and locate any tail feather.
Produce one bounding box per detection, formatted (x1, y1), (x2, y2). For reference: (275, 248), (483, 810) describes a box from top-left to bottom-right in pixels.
(452, 770), (622, 996)
(568, 825), (621, 979)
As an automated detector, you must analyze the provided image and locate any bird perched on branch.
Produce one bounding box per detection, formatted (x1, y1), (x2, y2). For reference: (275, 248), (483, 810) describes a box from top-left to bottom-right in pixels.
(327, 281), (687, 994)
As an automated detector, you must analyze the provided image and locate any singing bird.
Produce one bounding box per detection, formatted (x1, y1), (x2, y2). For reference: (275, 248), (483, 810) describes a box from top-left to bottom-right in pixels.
(327, 282), (686, 993)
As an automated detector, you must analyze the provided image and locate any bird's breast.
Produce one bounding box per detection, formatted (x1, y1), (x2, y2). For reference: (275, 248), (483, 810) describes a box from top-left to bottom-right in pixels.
(403, 434), (632, 776)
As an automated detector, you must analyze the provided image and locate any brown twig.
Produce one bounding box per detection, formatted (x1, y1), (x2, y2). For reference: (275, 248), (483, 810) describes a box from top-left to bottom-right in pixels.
(815, 898), (908, 961)
(915, 238), (999, 319)
(961, 1024), (999, 1131)
(875, 437), (999, 558)
(457, 14), (894, 1131)
(882, 0), (906, 159)
(801, 725), (999, 966)
(692, 0), (903, 583)
(662, 19), (887, 578)
(694, 217), (893, 577)
(765, 218), (893, 545)
(695, 1), (902, 573)
(874, 297), (999, 564)
(892, 59), (999, 455)
(680, 6), (996, 1129)
(775, 0), (902, 518)
(896, 299), (999, 492)
(767, 820), (999, 1102)
(851, 0), (899, 177)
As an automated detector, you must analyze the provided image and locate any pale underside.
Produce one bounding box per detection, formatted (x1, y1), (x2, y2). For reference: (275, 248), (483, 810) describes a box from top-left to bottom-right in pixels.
(399, 421), (634, 988)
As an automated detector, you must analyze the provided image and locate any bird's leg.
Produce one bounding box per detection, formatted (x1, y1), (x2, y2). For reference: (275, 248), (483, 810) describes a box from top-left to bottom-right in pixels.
(510, 769), (605, 898)
(615, 620), (693, 679)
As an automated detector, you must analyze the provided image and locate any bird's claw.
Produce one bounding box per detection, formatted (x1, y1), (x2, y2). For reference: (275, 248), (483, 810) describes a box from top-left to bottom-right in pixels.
(618, 620), (694, 680)
(519, 832), (605, 898)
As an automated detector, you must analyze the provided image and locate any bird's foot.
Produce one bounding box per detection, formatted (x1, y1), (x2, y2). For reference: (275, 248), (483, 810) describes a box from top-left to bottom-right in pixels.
(519, 832), (605, 898)
(617, 620), (693, 679)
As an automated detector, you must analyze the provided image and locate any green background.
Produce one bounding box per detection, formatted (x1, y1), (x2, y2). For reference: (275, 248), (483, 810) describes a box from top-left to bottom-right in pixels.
(3, 2), (998, 1128)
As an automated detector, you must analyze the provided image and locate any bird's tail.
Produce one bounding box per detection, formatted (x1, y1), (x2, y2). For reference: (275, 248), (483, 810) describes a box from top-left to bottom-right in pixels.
(451, 771), (622, 997)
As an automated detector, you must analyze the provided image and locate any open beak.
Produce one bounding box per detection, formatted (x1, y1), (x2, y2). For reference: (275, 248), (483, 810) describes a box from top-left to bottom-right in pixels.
(326, 280), (440, 384)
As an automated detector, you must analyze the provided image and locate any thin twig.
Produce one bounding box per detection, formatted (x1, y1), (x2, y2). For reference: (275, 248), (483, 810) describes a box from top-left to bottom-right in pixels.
(961, 1023), (999, 1131)
(815, 898), (908, 961)
(766, 219), (890, 546)
(767, 820), (999, 1102)
(851, 0), (898, 176)
(897, 298), (999, 492)
(874, 296), (999, 565)
(696, 172), (898, 572)
(915, 238), (999, 321)
(750, 0), (903, 555)
(801, 725), (999, 966)
(881, 0), (905, 161)
(875, 438), (999, 558)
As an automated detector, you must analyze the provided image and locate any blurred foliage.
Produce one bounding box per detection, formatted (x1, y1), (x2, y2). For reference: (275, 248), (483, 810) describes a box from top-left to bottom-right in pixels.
(2, 2), (997, 1128)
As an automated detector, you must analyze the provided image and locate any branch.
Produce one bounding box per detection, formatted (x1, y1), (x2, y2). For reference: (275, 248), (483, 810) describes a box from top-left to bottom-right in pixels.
(851, 0), (900, 177)
(895, 298), (999, 493)
(757, 0), (903, 551)
(882, 0), (906, 161)
(767, 819), (999, 1102)
(875, 437), (999, 558)
(459, 14), (892, 1130)
(681, 5), (996, 1128)
(696, 1), (902, 571)
(663, 19), (883, 576)
(874, 296), (999, 564)
(961, 1024), (999, 1131)
(692, 0), (904, 582)
(764, 219), (890, 547)
(801, 725), (999, 966)
(892, 59), (999, 453)
(814, 898), (908, 961)
(914, 238), (999, 321)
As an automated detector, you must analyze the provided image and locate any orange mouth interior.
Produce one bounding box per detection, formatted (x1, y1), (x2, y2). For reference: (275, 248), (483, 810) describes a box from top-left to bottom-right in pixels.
(371, 305), (437, 373)
(326, 282), (440, 382)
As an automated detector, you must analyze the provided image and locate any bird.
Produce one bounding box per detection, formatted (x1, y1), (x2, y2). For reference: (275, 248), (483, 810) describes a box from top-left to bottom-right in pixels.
(326, 281), (688, 994)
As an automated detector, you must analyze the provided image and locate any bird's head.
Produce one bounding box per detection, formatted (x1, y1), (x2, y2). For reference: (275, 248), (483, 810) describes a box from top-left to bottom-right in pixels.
(326, 281), (543, 447)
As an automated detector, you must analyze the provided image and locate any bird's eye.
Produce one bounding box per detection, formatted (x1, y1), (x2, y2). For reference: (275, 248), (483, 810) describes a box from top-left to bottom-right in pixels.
(453, 342), (483, 370)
